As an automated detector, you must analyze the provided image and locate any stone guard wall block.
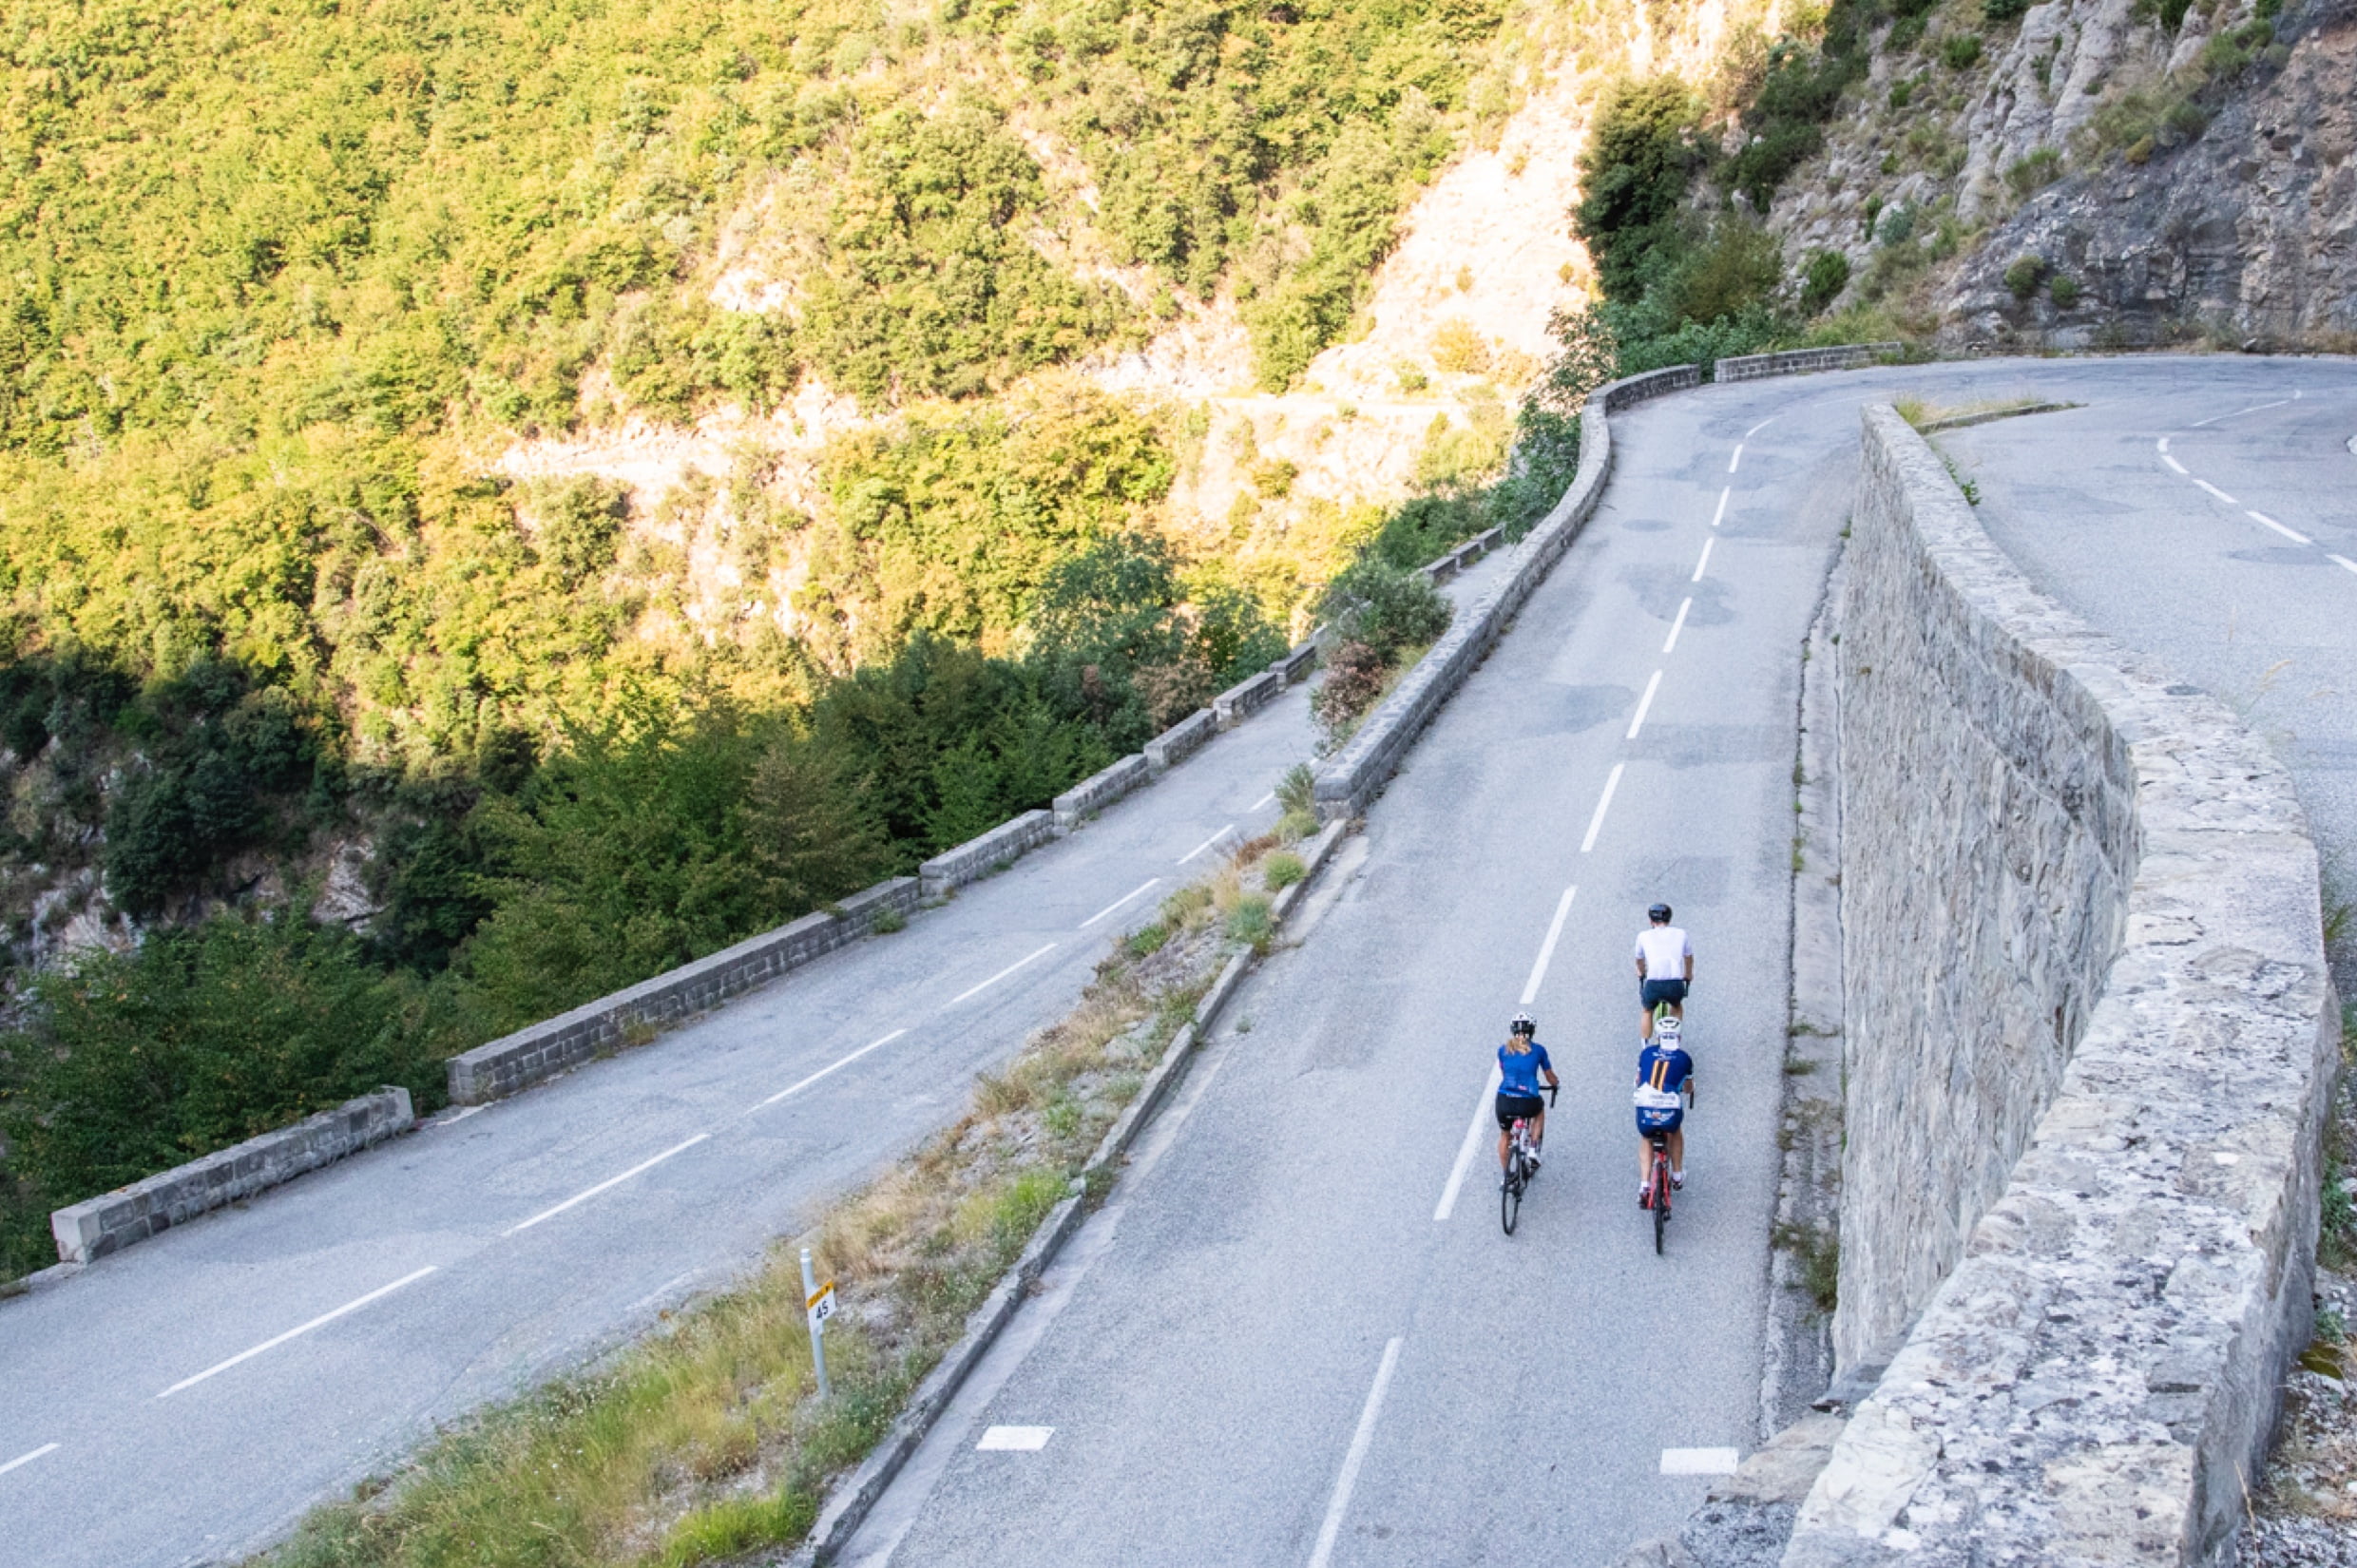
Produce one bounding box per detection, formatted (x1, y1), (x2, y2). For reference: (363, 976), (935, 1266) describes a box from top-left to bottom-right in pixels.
(1715, 343), (1904, 383)
(50, 1087), (414, 1264)
(1144, 709), (1216, 773)
(1783, 405), (2336, 1567)
(1053, 755), (1151, 832)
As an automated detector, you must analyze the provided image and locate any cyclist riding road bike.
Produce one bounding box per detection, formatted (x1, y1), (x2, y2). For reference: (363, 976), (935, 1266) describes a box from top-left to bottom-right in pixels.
(1497, 1012), (1559, 1185)
(1634, 902), (1694, 1042)
(1635, 1014), (1695, 1203)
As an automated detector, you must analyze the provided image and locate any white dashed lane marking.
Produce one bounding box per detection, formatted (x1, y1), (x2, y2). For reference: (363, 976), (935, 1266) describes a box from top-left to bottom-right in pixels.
(1079, 879), (1161, 929)
(1660, 1447), (1741, 1476)
(1662, 597), (1692, 654)
(1306, 1338), (1405, 1568)
(506, 1137), (710, 1236)
(977, 1426), (1054, 1451)
(1691, 537), (1715, 583)
(754, 1032), (908, 1110)
(2194, 479), (2238, 505)
(1580, 763), (1625, 854)
(158, 1267), (441, 1397)
(1626, 670), (1663, 740)
(947, 944), (1059, 1007)
(0, 1443), (59, 1479)
(2248, 510), (2311, 545)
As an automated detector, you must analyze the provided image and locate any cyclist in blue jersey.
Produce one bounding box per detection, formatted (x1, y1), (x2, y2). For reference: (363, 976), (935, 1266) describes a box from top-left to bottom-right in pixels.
(1497, 1012), (1559, 1182)
(1634, 1014), (1695, 1201)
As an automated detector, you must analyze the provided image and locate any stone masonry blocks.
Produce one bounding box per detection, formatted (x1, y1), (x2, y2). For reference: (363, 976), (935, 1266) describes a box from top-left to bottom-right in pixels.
(1782, 406), (2334, 1568)
(1715, 344), (1904, 383)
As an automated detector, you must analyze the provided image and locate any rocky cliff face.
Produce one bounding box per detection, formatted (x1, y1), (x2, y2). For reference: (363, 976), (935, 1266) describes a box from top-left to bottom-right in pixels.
(1765, 0), (2356, 349)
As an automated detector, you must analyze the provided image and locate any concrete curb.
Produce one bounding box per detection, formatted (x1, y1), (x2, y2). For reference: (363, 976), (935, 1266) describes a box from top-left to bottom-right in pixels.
(49, 1088), (414, 1265)
(791, 816), (1351, 1565)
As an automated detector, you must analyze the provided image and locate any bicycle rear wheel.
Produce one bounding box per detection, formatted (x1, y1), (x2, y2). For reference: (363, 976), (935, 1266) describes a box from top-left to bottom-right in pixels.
(1653, 1158), (1669, 1254)
(1502, 1155), (1523, 1235)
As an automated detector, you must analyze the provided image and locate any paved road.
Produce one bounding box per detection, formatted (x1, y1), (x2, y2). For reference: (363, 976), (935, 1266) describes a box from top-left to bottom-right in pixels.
(841, 356), (2355, 1568)
(0, 549), (1540, 1568)
(1939, 366), (2357, 985)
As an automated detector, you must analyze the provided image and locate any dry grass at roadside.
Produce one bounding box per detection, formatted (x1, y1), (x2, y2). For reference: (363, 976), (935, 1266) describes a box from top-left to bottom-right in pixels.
(1891, 394), (2075, 432)
(260, 827), (1309, 1568)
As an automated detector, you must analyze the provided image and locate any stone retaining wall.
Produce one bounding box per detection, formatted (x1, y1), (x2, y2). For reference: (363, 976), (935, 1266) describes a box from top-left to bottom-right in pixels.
(1785, 405), (2337, 1566)
(1214, 670), (1282, 729)
(1716, 343), (1903, 383)
(1053, 755), (1151, 832)
(917, 812), (1055, 899)
(50, 1088), (414, 1264)
(449, 878), (922, 1105)
(1144, 709), (1216, 772)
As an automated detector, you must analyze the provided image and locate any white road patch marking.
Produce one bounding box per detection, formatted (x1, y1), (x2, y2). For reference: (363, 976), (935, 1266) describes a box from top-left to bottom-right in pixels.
(1727, 445), (1744, 473)
(1307, 1337), (1405, 1568)
(2247, 510), (2311, 544)
(756, 1031), (909, 1108)
(0, 1443), (59, 1478)
(1434, 1067), (1504, 1223)
(432, 1104), (487, 1128)
(1661, 1447), (1742, 1476)
(947, 943), (1059, 1006)
(2194, 479), (2239, 505)
(2161, 454), (2188, 474)
(1627, 670), (1663, 740)
(976, 1425), (1054, 1451)
(505, 1136), (711, 1235)
(1080, 878), (1162, 929)
(1691, 537), (1715, 583)
(2193, 398), (2292, 427)
(1250, 791), (1276, 812)
(1521, 886), (1578, 1006)
(1744, 415), (1779, 438)
(2157, 437), (2171, 453)
(1663, 598), (1693, 655)
(1581, 763), (1625, 854)
(1710, 487), (1730, 528)
(1178, 823), (1236, 864)
(158, 1267), (439, 1397)
(2330, 555), (2357, 576)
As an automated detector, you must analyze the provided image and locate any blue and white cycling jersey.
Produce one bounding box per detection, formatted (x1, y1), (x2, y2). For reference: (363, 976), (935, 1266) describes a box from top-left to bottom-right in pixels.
(1498, 1042), (1554, 1099)
(1634, 1042), (1693, 1132)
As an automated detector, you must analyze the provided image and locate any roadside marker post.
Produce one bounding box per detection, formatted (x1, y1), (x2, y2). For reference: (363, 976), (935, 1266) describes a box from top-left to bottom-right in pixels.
(802, 1247), (836, 1400)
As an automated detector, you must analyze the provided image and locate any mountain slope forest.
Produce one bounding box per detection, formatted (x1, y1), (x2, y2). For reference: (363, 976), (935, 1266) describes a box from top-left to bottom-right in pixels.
(5, 0), (2331, 1276)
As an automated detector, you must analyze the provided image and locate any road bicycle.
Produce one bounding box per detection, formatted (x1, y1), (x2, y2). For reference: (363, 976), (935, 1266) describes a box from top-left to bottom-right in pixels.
(1501, 1083), (1558, 1237)
(1637, 1080), (1694, 1255)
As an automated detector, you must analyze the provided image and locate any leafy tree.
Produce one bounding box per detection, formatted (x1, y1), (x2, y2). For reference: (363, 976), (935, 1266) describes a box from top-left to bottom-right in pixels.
(1574, 78), (1704, 304)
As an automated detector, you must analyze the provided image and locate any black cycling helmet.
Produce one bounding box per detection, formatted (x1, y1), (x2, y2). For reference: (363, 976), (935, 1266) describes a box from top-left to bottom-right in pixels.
(1648, 902), (1673, 923)
(1509, 1011), (1536, 1037)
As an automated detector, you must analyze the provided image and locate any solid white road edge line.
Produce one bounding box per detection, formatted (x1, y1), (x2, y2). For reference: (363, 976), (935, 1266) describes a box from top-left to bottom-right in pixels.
(976, 1426), (1054, 1451)
(1178, 823), (1236, 864)
(1710, 487), (1730, 528)
(2248, 509), (2311, 544)
(1691, 537), (1715, 583)
(947, 943), (1060, 1007)
(1581, 763), (1625, 855)
(2161, 454), (2189, 474)
(2195, 478), (2238, 505)
(2331, 555), (2357, 577)
(1521, 886), (1578, 1006)
(757, 1030), (910, 1108)
(158, 1267), (440, 1398)
(0, 1442), (59, 1478)
(1627, 670), (1663, 740)
(2193, 397), (2293, 427)
(1663, 598), (1693, 655)
(1434, 1068), (1504, 1223)
(504, 1135), (712, 1237)
(1660, 1447), (1741, 1476)
(1250, 791), (1276, 812)
(1306, 1337), (1406, 1568)
(1080, 878), (1162, 928)
(1744, 415), (1778, 439)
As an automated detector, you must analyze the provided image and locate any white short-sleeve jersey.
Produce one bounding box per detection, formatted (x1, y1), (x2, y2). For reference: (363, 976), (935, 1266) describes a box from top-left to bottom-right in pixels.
(1634, 926), (1692, 979)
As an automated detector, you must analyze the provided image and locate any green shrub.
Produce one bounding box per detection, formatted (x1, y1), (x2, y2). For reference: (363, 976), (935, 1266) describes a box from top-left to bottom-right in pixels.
(2048, 274), (2083, 309)
(1262, 852), (1307, 891)
(1941, 33), (1985, 68)
(1225, 895), (1274, 950)
(1876, 204), (1918, 246)
(2004, 257), (2047, 298)
(1575, 77), (1705, 304)
(1276, 762), (1318, 819)
(1124, 922), (1173, 959)
(1321, 559), (1451, 662)
(2005, 147), (2064, 197)
(1275, 808), (1320, 842)
(1984, 0), (2032, 24)
(1800, 250), (1853, 315)
(1888, 77), (1915, 108)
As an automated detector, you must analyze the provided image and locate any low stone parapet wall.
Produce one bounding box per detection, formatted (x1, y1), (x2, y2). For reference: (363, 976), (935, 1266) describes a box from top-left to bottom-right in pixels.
(1144, 709), (1216, 773)
(1213, 670), (1282, 730)
(50, 1087), (415, 1264)
(1271, 641), (1319, 683)
(1052, 755), (1151, 832)
(448, 877), (922, 1105)
(1716, 343), (1902, 383)
(1784, 405), (2337, 1566)
(917, 812), (1055, 899)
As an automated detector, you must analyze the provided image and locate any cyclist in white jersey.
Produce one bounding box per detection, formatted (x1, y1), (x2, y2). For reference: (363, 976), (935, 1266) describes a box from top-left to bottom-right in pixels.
(1634, 902), (1694, 1042)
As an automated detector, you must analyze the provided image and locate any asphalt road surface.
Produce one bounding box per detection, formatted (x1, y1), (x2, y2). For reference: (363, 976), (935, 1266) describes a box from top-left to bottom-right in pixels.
(840, 355), (2357, 1568)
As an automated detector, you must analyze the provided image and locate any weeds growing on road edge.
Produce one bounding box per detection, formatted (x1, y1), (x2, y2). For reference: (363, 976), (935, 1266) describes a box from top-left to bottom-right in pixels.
(259, 830), (1306, 1568)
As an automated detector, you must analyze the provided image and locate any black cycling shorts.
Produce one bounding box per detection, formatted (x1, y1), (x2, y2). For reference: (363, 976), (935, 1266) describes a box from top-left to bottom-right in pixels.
(1640, 977), (1688, 1009)
(1496, 1091), (1546, 1130)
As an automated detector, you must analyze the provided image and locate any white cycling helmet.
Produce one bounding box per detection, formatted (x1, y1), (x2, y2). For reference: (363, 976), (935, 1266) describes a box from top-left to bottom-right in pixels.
(1654, 1014), (1682, 1040)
